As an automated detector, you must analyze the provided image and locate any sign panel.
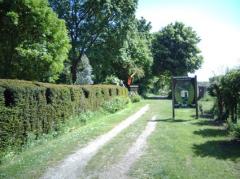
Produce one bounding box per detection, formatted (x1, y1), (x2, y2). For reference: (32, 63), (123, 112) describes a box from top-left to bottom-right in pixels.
(172, 76), (198, 119)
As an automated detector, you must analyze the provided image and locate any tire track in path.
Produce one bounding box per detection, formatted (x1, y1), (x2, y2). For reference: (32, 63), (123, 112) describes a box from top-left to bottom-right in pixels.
(88, 115), (157, 179)
(41, 104), (149, 179)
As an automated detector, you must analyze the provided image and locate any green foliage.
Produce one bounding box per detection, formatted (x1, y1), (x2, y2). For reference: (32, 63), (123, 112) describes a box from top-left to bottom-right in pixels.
(152, 22), (203, 76)
(221, 69), (240, 122)
(150, 74), (171, 95)
(232, 124), (240, 139)
(226, 120), (240, 139)
(0, 0), (71, 82)
(117, 18), (153, 80)
(208, 68), (240, 122)
(101, 96), (130, 113)
(75, 55), (93, 85)
(49, 0), (138, 82)
(129, 93), (142, 103)
(0, 79), (128, 157)
(200, 94), (214, 102)
(104, 75), (121, 85)
(198, 94), (215, 118)
(91, 17), (153, 84)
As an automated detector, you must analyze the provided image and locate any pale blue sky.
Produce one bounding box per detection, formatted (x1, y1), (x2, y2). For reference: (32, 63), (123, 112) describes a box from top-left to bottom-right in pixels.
(136, 0), (240, 81)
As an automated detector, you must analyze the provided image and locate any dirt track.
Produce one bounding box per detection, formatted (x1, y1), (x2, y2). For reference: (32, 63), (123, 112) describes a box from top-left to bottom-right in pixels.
(86, 116), (157, 179)
(41, 105), (149, 179)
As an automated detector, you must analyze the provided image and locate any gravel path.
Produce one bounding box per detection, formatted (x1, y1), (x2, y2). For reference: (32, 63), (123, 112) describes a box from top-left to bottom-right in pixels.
(41, 105), (149, 179)
(87, 115), (157, 179)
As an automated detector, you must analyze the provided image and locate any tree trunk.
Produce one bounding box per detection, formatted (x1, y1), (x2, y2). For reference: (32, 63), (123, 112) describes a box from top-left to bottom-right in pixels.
(71, 62), (78, 83)
(217, 93), (224, 120)
(232, 107), (236, 123)
(234, 104), (238, 122)
(71, 53), (83, 83)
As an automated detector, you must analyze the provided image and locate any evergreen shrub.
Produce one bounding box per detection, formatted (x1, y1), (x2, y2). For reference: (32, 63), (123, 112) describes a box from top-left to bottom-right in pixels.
(0, 79), (128, 155)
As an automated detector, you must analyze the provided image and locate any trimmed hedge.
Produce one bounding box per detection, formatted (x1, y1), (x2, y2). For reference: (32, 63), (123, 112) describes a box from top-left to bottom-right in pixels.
(0, 79), (128, 153)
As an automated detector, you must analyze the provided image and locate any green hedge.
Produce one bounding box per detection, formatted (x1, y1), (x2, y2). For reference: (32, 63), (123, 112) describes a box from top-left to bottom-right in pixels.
(0, 79), (128, 153)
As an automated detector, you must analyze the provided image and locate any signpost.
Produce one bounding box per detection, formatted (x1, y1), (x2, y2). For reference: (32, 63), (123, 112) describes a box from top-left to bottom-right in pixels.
(172, 76), (198, 119)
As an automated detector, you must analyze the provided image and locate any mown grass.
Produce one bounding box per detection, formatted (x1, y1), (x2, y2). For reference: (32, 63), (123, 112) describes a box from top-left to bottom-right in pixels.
(0, 101), (146, 179)
(2, 99), (239, 179)
(130, 100), (240, 179)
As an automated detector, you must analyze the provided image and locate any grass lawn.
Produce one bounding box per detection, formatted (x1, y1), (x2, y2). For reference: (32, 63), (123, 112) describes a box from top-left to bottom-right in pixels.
(1, 99), (240, 179)
(130, 100), (240, 179)
(80, 100), (240, 179)
(0, 101), (147, 179)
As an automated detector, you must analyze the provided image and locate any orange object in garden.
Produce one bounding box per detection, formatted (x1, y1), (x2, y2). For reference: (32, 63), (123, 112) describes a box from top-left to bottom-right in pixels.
(127, 72), (136, 86)
(127, 76), (132, 86)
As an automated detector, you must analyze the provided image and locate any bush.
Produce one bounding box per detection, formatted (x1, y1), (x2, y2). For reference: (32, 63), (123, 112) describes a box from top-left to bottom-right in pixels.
(129, 93), (141, 103)
(104, 75), (121, 85)
(226, 120), (240, 139)
(198, 94), (215, 118)
(101, 96), (130, 113)
(200, 94), (214, 102)
(232, 124), (240, 139)
(0, 79), (128, 156)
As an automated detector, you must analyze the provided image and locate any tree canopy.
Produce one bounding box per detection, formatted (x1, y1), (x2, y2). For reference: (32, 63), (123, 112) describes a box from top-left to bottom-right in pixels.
(0, 0), (71, 82)
(152, 22), (203, 76)
(90, 17), (153, 83)
(49, 0), (138, 83)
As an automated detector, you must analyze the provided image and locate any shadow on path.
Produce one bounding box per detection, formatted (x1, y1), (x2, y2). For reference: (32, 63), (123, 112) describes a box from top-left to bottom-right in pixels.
(193, 140), (240, 161)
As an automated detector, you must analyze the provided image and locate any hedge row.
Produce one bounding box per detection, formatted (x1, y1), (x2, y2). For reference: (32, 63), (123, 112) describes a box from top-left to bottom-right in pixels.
(0, 79), (128, 152)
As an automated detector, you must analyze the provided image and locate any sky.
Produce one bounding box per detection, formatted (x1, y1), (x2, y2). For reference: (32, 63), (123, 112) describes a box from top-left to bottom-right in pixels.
(136, 0), (240, 81)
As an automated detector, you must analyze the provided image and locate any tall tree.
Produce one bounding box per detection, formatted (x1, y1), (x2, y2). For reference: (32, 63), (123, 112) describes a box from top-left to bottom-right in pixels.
(49, 0), (137, 82)
(152, 22), (203, 76)
(0, 0), (70, 82)
(90, 17), (153, 84)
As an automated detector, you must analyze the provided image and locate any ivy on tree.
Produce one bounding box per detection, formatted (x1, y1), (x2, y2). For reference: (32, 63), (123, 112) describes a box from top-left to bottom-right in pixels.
(0, 0), (71, 82)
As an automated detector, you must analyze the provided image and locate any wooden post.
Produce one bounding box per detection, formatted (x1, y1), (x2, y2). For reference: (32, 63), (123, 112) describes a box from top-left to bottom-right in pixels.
(172, 77), (175, 119)
(194, 75), (199, 119)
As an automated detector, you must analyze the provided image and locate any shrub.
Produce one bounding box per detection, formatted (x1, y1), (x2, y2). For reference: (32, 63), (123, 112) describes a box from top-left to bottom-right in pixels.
(0, 79), (128, 156)
(226, 120), (240, 139)
(104, 75), (121, 85)
(232, 124), (240, 139)
(129, 93), (141, 103)
(198, 94), (215, 118)
(101, 96), (130, 113)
